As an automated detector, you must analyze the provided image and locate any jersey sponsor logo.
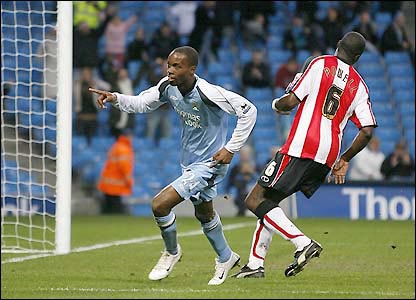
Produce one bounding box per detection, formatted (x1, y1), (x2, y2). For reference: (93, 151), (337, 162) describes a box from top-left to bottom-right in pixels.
(173, 106), (202, 128)
(184, 119), (202, 128)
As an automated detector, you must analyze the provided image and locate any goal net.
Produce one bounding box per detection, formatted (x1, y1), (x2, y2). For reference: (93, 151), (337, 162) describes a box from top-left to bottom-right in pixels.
(1, 1), (72, 254)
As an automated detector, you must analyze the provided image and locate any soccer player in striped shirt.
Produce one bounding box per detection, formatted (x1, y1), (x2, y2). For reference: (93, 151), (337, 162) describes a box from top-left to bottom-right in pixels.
(233, 32), (377, 279)
(89, 46), (257, 285)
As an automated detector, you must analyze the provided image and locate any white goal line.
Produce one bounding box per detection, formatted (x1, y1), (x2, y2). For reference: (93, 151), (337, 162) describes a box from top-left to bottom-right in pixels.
(2, 222), (254, 264)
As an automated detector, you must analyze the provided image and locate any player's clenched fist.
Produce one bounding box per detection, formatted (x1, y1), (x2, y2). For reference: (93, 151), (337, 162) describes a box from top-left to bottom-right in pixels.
(89, 87), (116, 109)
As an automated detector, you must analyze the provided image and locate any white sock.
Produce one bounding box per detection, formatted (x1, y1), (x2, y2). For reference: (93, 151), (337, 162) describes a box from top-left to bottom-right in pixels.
(247, 219), (273, 269)
(263, 207), (311, 251)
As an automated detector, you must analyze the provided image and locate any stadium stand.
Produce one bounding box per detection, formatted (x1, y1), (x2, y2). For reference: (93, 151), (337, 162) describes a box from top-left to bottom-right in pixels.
(2, 1), (414, 202)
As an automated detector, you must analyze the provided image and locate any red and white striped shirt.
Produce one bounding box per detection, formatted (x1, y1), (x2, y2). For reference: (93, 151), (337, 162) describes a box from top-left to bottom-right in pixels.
(280, 55), (377, 168)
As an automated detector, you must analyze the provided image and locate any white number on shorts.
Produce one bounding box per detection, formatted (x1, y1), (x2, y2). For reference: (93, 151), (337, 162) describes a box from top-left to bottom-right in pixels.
(264, 161), (277, 176)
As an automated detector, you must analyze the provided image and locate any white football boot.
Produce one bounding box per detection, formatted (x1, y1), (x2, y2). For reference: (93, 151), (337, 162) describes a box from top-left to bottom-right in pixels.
(208, 251), (240, 285)
(148, 244), (182, 280)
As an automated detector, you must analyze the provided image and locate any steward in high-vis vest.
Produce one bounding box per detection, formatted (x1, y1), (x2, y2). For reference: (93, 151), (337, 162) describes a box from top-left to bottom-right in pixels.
(97, 129), (134, 213)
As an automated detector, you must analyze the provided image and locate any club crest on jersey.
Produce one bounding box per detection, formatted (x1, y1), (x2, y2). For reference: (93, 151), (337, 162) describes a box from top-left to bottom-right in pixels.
(192, 102), (199, 111)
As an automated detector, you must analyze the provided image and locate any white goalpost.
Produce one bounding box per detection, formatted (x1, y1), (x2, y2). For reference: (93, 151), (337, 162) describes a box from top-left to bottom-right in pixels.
(1, 1), (72, 254)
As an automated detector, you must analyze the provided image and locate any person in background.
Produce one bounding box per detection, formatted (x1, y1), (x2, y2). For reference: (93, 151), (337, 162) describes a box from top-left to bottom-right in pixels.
(188, 1), (222, 64)
(145, 58), (171, 144)
(109, 68), (135, 138)
(167, 1), (198, 44)
(127, 27), (149, 63)
(126, 28), (150, 87)
(73, 67), (111, 145)
(381, 140), (415, 181)
(99, 53), (120, 91)
(97, 128), (134, 214)
(239, 1), (275, 31)
(73, 1), (107, 30)
(338, 1), (371, 26)
(149, 23), (181, 61)
(73, 5), (115, 74)
(349, 136), (385, 181)
(242, 13), (267, 49)
(104, 13), (138, 69)
(322, 7), (344, 53)
(295, 1), (318, 25)
(242, 49), (272, 91)
(283, 15), (314, 54)
(274, 56), (300, 90)
(227, 145), (257, 216)
(380, 11), (412, 55)
(352, 10), (379, 53)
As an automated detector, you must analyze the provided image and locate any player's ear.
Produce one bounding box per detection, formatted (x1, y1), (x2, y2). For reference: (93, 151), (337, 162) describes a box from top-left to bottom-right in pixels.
(353, 54), (361, 64)
(190, 65), (196, 74)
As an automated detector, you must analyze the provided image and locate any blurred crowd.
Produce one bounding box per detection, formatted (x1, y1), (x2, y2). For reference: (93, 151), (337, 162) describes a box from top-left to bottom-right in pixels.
(70, 1), (415, 210)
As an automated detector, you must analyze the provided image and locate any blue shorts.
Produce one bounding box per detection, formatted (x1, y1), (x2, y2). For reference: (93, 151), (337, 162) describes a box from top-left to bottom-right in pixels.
(170, 160), (229, 205)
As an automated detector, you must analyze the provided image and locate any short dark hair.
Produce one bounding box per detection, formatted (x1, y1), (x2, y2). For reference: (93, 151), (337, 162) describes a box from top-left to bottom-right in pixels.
(172, 46), (199, 67)
(338, 31), (366, 58)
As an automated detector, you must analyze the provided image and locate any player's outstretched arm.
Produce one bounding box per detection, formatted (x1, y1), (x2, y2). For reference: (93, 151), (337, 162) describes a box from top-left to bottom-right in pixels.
(89, 88), (116, 109)
(90, 77), (168, 113)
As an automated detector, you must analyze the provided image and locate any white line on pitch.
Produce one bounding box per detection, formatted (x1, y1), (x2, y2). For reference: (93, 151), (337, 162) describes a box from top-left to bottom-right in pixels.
(35, 287), (413, 297)
(1, 222), (253, 264)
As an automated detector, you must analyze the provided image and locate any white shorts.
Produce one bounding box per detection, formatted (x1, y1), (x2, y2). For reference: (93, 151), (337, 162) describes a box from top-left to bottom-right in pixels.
(170, 159), (228, 205)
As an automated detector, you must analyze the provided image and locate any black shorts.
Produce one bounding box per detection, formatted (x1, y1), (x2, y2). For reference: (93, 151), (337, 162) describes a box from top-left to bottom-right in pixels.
(258, 152), (331, 203)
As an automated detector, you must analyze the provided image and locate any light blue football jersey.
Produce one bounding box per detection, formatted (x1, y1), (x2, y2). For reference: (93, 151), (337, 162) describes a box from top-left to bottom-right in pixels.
(114, 75), (257, 167)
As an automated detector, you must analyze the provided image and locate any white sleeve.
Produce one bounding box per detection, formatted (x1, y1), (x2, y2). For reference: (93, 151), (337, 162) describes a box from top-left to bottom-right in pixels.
(112, 77), (169, 113)
(291, 57), (322, 101)
(350, 82), (377, 129)
(204, 84), (257, 153)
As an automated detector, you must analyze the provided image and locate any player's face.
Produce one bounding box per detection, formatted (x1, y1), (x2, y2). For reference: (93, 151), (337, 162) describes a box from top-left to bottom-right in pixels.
(167, 52), (195, 87)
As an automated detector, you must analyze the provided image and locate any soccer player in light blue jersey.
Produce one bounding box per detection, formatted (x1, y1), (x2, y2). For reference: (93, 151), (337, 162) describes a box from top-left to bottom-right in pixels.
(89, 46), (257, 285)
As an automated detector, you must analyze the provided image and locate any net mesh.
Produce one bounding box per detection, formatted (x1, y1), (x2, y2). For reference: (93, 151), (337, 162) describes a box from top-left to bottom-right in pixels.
(1, 1), (58, 253)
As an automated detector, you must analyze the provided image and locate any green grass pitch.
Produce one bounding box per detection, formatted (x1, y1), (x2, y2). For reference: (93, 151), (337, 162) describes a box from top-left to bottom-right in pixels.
(1, 216), (415, 299)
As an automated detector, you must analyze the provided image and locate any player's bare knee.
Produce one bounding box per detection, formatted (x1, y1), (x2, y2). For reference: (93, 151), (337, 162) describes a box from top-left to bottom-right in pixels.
(194, 210), (213, 223)
(151, 197), (170, 216)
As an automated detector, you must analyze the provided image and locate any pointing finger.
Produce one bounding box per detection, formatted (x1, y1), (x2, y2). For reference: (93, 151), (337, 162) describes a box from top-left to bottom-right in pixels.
(89, 87), (105, 95)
